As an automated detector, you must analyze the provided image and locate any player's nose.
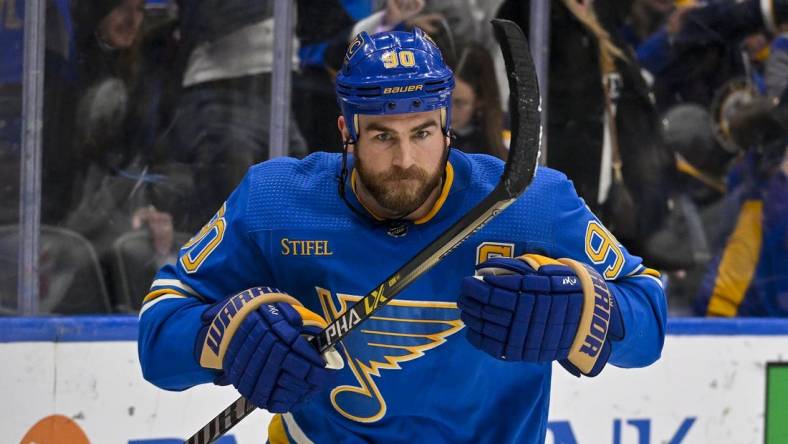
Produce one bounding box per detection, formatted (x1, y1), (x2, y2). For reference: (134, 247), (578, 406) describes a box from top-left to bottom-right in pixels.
(392, 140), (417, 169)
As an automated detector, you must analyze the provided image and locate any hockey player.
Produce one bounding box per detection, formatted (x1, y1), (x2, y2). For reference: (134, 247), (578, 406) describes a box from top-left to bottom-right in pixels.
(138, 28), (667, 443)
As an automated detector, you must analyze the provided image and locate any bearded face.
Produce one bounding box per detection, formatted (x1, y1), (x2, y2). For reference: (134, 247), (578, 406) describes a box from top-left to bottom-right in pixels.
(355, 150), (445, 217)
(344, 110), (449, 219)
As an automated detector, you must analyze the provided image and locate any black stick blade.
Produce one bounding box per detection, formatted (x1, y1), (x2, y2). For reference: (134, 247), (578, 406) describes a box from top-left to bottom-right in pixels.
(491, 19), (541, 198)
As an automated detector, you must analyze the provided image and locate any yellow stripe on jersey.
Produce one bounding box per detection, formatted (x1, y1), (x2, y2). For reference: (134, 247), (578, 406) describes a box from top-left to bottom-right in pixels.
(150, 278), (198, 296)
(707, 200), (763, 317)
(641, 268), (661, 278)
(414, 161), (454, 225)
(267, 414), (290, 444)
(142, 288), (187, 305)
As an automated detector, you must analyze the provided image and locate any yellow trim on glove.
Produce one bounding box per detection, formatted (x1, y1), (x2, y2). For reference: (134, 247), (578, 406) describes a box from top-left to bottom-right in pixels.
(292, 305), (329, 329)
(199, 288), (303, 369)
(518, 253), (564, 268)
(516, 254), (615, 375)
(558, 258), (614, 375)
(267, 414), (289, 444)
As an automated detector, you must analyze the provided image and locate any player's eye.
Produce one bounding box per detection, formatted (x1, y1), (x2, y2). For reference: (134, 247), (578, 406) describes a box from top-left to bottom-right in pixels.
(374, 133), (392, 142)
(414, 130), (431, 140)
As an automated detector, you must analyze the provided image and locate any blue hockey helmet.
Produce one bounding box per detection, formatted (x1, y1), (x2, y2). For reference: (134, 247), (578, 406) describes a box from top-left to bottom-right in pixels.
(336, 28), (455, 143)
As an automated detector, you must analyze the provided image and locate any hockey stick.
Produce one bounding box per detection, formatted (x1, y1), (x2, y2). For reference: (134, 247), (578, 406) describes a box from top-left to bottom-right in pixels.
(185, 18), (540, 444)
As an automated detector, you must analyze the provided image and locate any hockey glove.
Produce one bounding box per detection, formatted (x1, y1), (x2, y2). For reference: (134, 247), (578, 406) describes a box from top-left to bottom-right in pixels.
(197, 287), (343, 412)
(458, 254), (624, 376)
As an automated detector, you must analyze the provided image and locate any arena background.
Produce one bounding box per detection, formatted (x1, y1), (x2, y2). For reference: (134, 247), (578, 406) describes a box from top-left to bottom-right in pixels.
(3, 0), (788, 443)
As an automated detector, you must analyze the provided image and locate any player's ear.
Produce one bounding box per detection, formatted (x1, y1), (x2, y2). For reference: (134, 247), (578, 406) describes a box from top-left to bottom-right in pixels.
(338, 115), (355, 153)
(338, 115), (350, 140)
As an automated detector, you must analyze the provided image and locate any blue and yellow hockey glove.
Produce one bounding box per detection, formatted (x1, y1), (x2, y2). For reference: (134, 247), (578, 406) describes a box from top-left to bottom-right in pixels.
(197, 287), (343, 412)
(458, 254), (624, 376)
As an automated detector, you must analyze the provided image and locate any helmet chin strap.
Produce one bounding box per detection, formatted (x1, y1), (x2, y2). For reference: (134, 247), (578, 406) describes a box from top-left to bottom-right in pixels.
(338, 138), (374, 224)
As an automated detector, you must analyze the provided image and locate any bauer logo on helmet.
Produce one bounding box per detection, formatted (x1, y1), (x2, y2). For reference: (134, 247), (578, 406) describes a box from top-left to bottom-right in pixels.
(383, 85), (424, 94)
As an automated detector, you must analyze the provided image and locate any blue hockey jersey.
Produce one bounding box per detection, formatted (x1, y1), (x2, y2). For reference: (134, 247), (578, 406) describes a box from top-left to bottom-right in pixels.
(138, 149), (666, 443)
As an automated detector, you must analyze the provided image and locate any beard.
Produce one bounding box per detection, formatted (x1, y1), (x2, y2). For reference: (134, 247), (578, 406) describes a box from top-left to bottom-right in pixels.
(355, 150), (446, 218)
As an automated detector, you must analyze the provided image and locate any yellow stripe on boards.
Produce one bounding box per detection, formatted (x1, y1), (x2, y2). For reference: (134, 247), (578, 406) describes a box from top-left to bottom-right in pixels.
(707, 200), (763, 317)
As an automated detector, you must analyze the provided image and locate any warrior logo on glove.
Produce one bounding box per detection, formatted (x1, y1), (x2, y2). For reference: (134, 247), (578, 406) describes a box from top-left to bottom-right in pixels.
(199, 287), (315, 369)
(458, 254), (624, 377)
(197, 288), (343, 413)
(574, 262), (616, 361)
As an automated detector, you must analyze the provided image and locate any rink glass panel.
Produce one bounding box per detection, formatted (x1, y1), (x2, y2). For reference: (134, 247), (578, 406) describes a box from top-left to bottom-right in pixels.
(0, 0), (24, 313)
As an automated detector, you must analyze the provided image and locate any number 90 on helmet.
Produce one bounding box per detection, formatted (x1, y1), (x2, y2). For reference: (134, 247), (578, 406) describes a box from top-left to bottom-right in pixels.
(335, 27), (455, 144)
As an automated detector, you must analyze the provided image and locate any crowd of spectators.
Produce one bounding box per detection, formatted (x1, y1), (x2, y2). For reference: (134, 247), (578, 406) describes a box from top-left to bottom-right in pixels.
(0, 0), (785, 317)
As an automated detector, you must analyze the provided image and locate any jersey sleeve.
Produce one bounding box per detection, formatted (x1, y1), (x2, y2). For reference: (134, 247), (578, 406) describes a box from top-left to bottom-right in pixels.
(544, 173), (667, 369)
(138, 169), (275, 391)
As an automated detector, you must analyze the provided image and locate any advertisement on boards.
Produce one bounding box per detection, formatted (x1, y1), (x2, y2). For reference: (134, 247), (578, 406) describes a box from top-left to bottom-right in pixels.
(2, 318), (787, 443)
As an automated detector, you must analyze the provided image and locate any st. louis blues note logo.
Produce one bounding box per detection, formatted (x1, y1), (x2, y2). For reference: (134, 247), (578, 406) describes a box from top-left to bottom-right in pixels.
(316, 287), (463, 423)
